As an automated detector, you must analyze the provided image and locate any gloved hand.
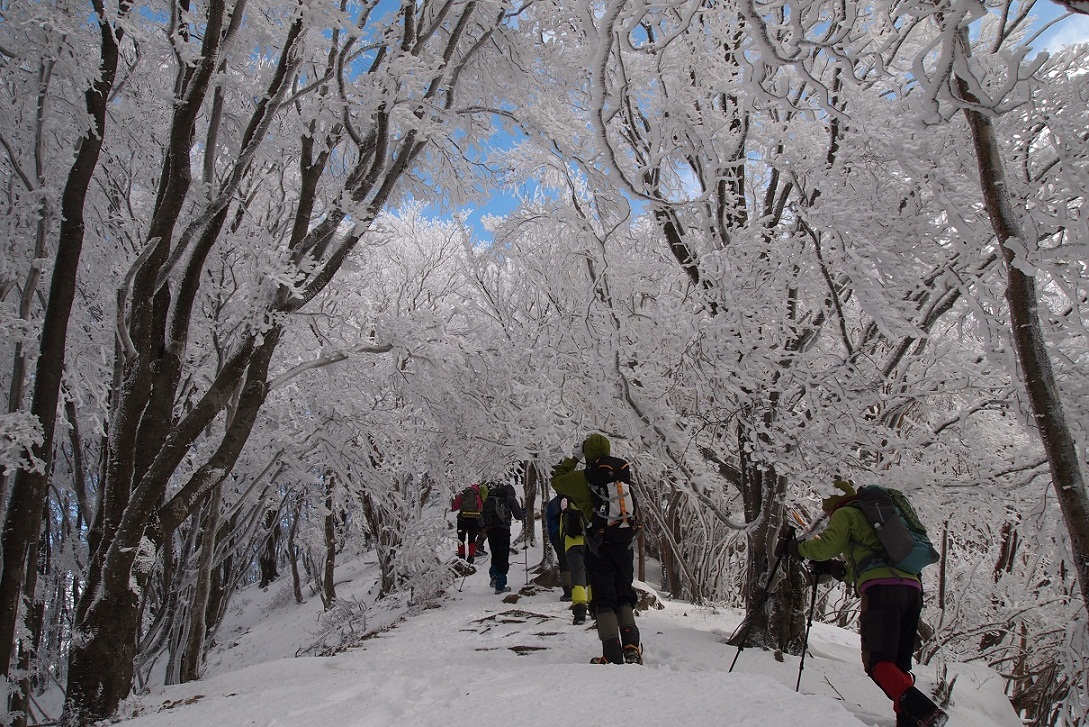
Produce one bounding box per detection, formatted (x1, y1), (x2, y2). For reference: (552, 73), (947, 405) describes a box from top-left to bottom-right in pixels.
(774, 524), (800, 558)
(551, 458), (578, 481)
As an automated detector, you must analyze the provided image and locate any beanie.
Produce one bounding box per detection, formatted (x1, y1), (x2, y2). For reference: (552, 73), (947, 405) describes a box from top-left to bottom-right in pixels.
(821, 479), (856, 512)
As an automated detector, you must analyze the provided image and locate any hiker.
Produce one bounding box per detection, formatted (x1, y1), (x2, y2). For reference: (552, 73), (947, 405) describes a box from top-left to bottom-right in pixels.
(545, 495), (572, 601)
(474, 482), (490, 557)
(559, 496), (591, 624)
(450, 483), (483, 563)
(776, 480), (948, 727)
(551, 433), (641, 665)
(482, 479), (525, 594)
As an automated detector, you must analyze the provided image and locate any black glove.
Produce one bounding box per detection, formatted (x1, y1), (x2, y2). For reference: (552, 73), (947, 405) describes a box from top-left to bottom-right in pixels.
(774, 525), (799, 558)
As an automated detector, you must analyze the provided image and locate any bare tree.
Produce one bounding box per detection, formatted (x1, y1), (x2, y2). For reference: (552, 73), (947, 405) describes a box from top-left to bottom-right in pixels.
(952, 27), (1089, 614)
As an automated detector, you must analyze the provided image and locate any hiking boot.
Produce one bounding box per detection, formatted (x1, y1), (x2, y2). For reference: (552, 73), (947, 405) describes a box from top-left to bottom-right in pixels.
(590, 656), (611, 664)
(623, 645), (643, 664)
(598, 637), (624, 665)
(489, 576), (497, 588)
(495, 585), (512, 594)
(898, 713), (948, 727)
(899, 687), (948, 727)
(467, 556), (474, 564)
(573, 605), (587, 625)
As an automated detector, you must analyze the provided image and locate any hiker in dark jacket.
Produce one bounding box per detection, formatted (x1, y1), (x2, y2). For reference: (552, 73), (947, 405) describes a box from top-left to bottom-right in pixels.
(545, 495), (572, 601)
(474, 482), (490, 557)
(551, 433), (641, 665)
(482, 480), (525, 594)
(777, 480), (948, 727)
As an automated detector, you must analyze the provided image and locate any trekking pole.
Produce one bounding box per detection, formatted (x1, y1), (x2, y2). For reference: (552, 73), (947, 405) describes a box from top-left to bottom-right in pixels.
(728, 551), (785, 673)
(795, 564), (821, 692)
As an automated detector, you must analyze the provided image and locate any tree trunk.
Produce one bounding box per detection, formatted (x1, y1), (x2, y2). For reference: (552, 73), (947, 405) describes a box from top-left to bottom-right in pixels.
(259, 510), (282, 588)
(0, 0), (128, 690)
(517, 461), (539, 548)
(64, 581), (142, 725)
(180, 484), (221, 683)
(956, 48), (1089, 616)
(663, 492), (684, 597)
(732, 420), (806, 653)
(322, 477), (337, 610)
(288, 497), (304, 605)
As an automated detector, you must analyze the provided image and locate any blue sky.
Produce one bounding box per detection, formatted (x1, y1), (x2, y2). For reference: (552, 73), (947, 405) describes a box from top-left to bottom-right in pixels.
(1034, 1), (1089, 49)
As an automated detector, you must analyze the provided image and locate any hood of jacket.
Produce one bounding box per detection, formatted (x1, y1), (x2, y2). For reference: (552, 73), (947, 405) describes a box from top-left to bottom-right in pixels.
(582, 433), (611, 463)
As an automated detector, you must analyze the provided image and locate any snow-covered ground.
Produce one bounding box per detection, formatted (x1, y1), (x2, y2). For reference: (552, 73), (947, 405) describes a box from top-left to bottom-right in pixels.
(105, 539), (1019, 727)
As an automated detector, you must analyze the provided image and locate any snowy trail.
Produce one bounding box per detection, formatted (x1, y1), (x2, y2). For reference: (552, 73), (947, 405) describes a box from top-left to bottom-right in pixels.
(108, 549), (1018, 727)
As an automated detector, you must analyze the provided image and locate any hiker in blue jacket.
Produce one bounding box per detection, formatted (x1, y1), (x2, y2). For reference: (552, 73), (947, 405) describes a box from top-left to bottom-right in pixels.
(777, 480), (948, 727)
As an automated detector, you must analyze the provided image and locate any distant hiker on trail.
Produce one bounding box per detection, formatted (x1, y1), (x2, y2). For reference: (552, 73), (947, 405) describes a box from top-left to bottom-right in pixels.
(474, 482), (490, 557)
(481, 479), (525, 594)
(776, 479), (948, 727)
(451, 483), (483, 563)
(551, 433), (642, 665)
(558, 495), (590, 625)
(545, 495), (572, 601)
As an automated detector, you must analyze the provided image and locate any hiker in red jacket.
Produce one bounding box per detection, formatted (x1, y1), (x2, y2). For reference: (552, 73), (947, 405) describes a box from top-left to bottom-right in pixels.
(451, 483), (483, 564)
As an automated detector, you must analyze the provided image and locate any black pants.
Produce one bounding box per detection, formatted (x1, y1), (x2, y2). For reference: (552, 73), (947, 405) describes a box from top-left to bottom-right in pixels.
(487, 527), (512, 588)
(859, 583), (923, 674)
(456, 515), (480, 553)
(585, 533), (636, 614)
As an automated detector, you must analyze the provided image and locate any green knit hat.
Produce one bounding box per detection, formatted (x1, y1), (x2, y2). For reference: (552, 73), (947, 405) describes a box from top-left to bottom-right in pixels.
(821, 479), (856, 512)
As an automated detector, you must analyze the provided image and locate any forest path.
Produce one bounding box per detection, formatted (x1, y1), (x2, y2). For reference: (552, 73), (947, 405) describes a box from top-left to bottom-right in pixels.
(110, 546), (1014, 727)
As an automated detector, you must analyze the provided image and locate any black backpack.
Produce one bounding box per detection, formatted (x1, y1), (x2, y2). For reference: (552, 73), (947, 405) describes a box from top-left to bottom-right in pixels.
(481, 486), (510, 528)
(584, 456), (638, 529)
(560, 498), (584, 537)
(853, 485), (939, 575)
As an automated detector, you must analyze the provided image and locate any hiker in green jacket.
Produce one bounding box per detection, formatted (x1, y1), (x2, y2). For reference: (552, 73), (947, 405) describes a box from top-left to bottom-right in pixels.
(776, 480), (947, 727)
(551, 433), (641, 665)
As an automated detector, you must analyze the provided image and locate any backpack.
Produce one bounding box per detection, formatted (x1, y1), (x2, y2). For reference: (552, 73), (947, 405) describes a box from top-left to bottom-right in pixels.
(481, 485), (509, 528)
(853, 485), (939, 575)
(456, 486), (481, 517)
(584, 456), (638, 530)
(560, 498), (584, 537)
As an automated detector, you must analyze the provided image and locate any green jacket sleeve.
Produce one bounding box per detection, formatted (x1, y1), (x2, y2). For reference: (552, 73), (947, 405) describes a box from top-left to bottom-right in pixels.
(796, 508), (854, 562)
(550, 458), (594, 520)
